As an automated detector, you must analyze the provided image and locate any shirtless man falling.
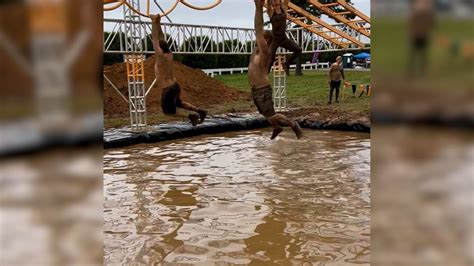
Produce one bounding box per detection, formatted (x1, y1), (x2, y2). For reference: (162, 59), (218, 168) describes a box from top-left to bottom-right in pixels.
(150, 14), (207, 126)
(249, 0), (302, 140)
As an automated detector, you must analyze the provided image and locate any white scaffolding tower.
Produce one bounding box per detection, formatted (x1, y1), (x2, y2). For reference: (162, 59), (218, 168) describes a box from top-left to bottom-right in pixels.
(272, 54), (287, 111)
(33, 34), (70, 127)
(123, 0), (146, 130)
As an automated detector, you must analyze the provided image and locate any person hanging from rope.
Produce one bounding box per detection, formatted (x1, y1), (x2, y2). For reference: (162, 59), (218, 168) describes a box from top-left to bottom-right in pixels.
(150, 14), (207, 126)
(249, 0), (303, 140)
(266, 0), (302, 75)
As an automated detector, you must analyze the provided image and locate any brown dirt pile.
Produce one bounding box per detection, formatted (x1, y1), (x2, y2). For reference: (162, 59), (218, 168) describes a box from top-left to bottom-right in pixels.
(104, 56), (246, 117)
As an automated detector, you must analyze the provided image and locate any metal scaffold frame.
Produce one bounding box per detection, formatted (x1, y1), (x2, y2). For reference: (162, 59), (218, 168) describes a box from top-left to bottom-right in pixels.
(33, 34), (70, 126)
(123, 0), (147, 130)
(287, 3), (364, 48)
(306, 0), (371, 38)
(273, 54), (287, 111)
(0, 1), (90, 130)
(104, 19), (368, 55)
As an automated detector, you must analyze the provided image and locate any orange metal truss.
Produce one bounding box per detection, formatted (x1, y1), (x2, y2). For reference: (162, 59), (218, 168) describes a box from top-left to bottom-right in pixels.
(287, 2), (365, 48)
(125, 54), (147, 128)
(125, 55), (145, 83)
(307, 0), (371, 38)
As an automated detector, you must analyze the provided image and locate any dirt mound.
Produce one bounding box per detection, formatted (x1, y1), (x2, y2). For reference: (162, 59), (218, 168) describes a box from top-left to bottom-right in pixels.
(284, 105), (370, 126)
(104, 56), (246, 117)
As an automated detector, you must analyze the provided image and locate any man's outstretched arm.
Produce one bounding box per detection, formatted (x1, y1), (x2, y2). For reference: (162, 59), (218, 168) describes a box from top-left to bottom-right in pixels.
(266, 0), (274, 18)
(328, 66), (332, 83)
(283, 0), (289, 12)
(254, 0), (267, 51)
(150, 14), (164, 55)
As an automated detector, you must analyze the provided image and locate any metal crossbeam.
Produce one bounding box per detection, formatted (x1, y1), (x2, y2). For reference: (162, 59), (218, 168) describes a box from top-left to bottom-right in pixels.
(307, 0), (371, 38)
(286, 15), (342, 48)
(104, 19), (368, 55)
(336, 0), (370, 23)
(287, 2), (365, 48)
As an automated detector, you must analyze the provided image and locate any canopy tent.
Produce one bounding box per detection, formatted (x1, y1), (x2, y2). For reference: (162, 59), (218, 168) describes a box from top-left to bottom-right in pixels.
(353, 52), (371, 59)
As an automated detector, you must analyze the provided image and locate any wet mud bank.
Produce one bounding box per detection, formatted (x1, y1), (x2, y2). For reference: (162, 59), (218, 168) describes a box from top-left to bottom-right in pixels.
(104, 110), (370, 149)
(372, 89), (474, 128)
(297, 117), (370, 133)
(104, 114), (269, 149)
(299, 118), (370, 132)
(285, 107), (370, 133)
(373, 110), (473, 128)
(2, 114), (102, 157)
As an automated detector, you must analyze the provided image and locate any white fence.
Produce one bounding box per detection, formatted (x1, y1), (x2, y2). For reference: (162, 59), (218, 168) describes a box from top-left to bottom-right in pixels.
(203, 62), (331, 77)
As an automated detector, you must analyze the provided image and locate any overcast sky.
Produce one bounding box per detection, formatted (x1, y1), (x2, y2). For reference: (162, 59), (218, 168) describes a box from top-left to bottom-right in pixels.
(104, 0), (370, 29)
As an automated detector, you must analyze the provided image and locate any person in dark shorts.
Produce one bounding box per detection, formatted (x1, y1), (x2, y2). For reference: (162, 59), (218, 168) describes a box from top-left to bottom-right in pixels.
(160, 82), (185, 115)
(252, 85), (276, 118)
(327, 56), (345, 104)
(150, 14), (207, 126)
(249, 0), (302, 140)
(266, 0), (302, 75)
(408, 0), (435, 76)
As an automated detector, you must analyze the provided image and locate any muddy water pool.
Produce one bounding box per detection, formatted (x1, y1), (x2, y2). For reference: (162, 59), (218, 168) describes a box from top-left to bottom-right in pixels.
(104, 129), (370, 265)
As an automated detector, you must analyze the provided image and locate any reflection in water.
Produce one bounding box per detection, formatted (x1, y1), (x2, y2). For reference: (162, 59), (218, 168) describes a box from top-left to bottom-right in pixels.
(372, 126), (474, 265)
(0, 147), (103, 265)
(104, 129), (370, 264)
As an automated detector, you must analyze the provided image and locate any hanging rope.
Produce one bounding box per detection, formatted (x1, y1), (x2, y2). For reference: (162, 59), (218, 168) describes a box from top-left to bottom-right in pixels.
(125, 0), (180, 18)
(103, 0), (125, 11)
(103, 0), (222, 17)
(179, 0), (222, 10)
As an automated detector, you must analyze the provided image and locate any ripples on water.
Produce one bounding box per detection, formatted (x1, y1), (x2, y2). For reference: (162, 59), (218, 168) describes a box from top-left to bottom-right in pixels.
(104, 129), (370, 265)
(0, 147), (103, 265)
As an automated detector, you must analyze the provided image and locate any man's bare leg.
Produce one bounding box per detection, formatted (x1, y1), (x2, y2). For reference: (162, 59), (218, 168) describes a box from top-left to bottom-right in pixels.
(180, 102), (198, 112)
(268, 117), (283, 140)
(272, 113), (293, 127)
(165, 108), (200, 126)
(271, 114), (303, 139)
(181, 102), (208, 123)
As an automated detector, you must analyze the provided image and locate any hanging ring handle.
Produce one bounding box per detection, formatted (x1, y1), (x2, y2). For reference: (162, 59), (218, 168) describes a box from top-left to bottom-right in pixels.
(179, 0), (222, 11)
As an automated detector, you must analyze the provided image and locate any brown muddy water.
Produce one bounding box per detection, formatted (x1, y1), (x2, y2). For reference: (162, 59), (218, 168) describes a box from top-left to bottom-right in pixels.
(0, 147), (103, 265)
(104, 129), (371, 265)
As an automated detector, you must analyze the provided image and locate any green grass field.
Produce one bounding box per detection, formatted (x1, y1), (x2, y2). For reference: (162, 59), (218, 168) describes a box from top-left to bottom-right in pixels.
(216, 69), (371, 113)
(105, 69), (371, 128)
(372, 18), (474, 90)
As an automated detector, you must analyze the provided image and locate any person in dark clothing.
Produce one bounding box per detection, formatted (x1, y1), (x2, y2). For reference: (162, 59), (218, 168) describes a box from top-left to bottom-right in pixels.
(408, 0), (435, 76)
(327, 56), (345, 104)
(266, 0), (302, 75)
